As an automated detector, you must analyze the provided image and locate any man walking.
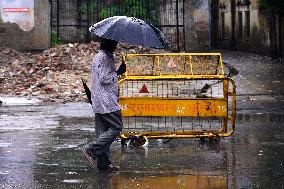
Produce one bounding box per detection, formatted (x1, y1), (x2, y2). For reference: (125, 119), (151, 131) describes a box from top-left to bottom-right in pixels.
(83, 38), (126, 171)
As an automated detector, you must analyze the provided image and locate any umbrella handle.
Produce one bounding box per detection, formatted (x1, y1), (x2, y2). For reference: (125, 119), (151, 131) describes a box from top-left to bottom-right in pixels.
(122, 54), (127, 64)
(121, 55), (127, 76)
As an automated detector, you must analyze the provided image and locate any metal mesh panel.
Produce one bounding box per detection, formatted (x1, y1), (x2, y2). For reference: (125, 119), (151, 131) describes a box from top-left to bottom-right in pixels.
(58, 27), (88, 43)
(119, 78), (232, 135)
(125, 56), (156, 76)
(159, 55), (221, 75)
(122, 116), (224, 133)
(191, 56), (221, 75)
(119, 79), (224, 98)
(157, 0), (184, 51)
(125, 54), (222, 76)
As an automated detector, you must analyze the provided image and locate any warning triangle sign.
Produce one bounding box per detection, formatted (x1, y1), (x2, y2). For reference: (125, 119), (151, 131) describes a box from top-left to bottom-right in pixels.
(139, 84), (149, 93)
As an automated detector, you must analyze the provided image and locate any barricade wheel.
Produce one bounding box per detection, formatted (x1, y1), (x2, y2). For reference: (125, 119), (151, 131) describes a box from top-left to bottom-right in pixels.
(200, 135), (220, 144)
(121, 138), (128, 146)
(121, 135), (147, 147)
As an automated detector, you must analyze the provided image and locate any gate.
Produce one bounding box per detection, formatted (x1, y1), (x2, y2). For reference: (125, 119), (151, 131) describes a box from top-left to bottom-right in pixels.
(50, 0), (185, 51)
(118, 53), (236, 141)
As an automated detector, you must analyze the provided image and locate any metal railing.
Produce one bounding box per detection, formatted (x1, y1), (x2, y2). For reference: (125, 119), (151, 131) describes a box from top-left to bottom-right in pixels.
(50, 0), (185, 51)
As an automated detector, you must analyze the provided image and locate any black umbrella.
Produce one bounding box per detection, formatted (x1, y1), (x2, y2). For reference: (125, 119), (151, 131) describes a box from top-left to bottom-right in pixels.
(89, 16), (170, 49)
(81, 78), (92, 105)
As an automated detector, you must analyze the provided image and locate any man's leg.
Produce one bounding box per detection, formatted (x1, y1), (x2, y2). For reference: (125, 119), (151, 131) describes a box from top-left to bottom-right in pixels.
(94, 111), (122, 169)
(85, 110), (122, 169)
(83, 113), (110, 166)
(95, 113), (110, 158)
(94, 113), (113, 169)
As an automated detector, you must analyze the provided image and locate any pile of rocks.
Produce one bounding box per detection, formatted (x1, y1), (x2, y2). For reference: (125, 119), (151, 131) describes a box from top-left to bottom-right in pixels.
(0, 42), (163, 103)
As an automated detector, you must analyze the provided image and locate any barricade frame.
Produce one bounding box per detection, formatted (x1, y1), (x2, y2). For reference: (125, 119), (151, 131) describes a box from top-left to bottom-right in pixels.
(118, 53), (236, 140)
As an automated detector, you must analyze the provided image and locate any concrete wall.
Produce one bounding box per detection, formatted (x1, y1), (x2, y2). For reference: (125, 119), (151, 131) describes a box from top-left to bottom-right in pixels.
(0, 0), (50, 50)
(184, 0), (210, 52)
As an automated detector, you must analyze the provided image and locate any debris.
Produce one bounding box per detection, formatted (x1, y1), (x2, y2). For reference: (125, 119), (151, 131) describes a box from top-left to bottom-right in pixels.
(0, 42), (165, 103)
(2, 48), (11, 54)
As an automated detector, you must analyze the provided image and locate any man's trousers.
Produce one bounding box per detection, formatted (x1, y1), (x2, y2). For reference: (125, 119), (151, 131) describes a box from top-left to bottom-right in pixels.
(86, 110), (123, 169)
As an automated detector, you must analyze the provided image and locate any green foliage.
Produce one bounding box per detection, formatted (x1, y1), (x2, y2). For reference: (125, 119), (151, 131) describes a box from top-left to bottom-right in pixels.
(99, 0), (155, 22)
(80, 0), (97, 16)
(80, 0), (156, 23)
(99, 6), (120, 18)
(51, 32), (63, 47)
(259, 0), (284, 14)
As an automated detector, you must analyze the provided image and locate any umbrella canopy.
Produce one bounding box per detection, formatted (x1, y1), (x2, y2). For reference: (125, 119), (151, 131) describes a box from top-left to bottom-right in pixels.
(89, 16), (170, 49)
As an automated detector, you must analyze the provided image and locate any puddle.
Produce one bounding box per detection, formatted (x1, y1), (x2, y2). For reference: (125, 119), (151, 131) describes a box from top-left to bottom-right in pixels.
(0, 142), (12, 148)
(62, 179), (83, 184)
(0, 103), (283, 189)
(108, 174), (228, 189)
(0, 171), (9, 175)
(0, 96), (41, 106)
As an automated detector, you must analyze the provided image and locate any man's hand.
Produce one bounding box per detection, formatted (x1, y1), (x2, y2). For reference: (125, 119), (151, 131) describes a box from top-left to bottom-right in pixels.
(116, 62), (126, 76)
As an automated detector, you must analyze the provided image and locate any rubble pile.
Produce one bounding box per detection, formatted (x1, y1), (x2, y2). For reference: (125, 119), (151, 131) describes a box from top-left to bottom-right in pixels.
(0, 42), (163, 103)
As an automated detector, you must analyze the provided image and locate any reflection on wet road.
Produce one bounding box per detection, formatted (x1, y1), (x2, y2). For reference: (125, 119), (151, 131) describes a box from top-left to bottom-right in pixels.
(0, 103), (284, 188)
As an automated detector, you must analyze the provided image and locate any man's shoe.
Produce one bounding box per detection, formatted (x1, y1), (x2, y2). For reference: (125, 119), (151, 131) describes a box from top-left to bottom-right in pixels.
(108, 164), (120, 171)
(98, 164), (120, 172)
(82, 148), (96, 166)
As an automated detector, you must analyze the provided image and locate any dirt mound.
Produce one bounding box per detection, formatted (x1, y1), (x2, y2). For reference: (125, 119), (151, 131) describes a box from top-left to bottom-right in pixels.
(0, 42), (164, 103)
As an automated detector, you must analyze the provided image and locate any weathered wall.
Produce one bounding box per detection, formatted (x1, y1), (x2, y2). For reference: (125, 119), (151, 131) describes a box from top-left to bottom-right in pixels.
(216, 0), (234, 49)
(0, 0), (50, 50)
(184, 0), (210, 52)
(235, 0), (270, 54)
(281, 17), (284, 58)
(276, 16), (284, 58)
(214, 0), (271, 55)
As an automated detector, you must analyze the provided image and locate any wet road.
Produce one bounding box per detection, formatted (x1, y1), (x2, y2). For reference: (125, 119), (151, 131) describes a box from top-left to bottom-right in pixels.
(0, 103), (284, 189)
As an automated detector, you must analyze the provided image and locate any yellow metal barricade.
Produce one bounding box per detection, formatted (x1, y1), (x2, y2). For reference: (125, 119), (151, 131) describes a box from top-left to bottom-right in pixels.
(118, 53), (236, 141)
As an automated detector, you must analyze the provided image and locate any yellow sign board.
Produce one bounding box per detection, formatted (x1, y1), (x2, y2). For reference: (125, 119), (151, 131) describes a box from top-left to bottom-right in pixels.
(119, 98), (228, 117)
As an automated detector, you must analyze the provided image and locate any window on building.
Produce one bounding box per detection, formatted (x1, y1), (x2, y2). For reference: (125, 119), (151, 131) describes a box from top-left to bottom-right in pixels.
(238, 11), (243, 39)
(245, 11), (250, 40)
(221, 12), (225, 39)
